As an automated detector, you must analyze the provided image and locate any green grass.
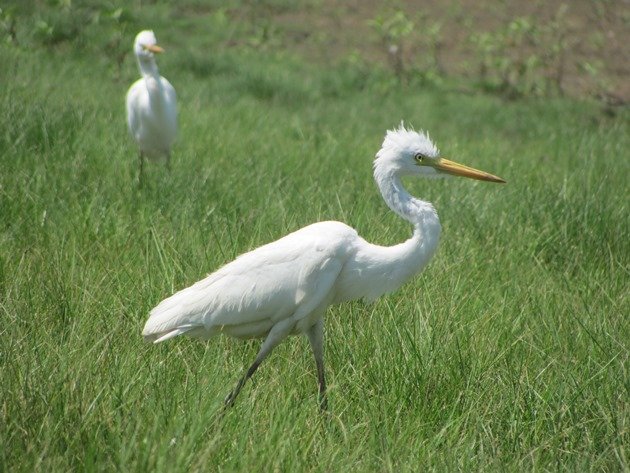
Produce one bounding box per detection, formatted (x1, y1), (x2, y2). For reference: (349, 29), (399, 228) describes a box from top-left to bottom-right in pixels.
(1, 2), (628, 471)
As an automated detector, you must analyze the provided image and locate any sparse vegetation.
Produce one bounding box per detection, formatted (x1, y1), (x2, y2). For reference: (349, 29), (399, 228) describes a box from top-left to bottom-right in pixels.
(369, 8), (414, 82)
(470, 6), (577, 99)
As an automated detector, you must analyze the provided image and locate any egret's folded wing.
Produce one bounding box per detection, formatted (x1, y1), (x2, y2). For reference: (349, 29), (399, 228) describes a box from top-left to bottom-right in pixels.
(142, 224), (353, 343)
(125, 80), (143, 137)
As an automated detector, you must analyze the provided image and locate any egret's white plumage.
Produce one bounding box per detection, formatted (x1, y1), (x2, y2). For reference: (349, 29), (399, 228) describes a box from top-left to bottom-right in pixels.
(142, 125), (505, 409)
(126, 30), (177, 179)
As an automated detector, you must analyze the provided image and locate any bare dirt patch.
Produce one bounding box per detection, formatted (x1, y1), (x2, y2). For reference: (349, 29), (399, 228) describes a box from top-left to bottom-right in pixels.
(232, 0), (630, 102)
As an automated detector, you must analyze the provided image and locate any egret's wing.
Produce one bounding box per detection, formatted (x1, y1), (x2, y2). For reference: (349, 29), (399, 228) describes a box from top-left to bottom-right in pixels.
(160, 77), (177, 112)
(125, 80), (143, 138)
(142, 223), (355, 343)
(159, 77), (178, 137)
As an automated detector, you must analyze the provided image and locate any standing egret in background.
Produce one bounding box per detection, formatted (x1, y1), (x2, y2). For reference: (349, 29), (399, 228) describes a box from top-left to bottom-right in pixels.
(126, 30), (177, 184)
(142, 125), (505, 410)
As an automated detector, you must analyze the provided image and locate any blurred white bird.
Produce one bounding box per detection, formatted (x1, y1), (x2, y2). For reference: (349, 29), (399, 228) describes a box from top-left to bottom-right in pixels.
(142, 125), (505, 409)
(126, 30), (177, 183)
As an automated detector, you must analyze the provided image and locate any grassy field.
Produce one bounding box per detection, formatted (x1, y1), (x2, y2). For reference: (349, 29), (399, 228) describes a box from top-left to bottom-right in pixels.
(1, 2), (628, 471)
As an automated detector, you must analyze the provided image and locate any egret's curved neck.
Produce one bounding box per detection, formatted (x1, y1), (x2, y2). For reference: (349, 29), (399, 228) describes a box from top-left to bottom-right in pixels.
(137, 55), (160, 79)
(373, 162), (441, 238)
(374, 160), (441, 263)
(136, 55), (167, 111)
(334, 159), (444, 304)
(338, 161), (443, 302)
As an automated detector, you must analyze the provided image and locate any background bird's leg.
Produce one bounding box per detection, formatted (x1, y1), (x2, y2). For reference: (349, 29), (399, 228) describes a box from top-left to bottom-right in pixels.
(306, 319), (328, 411)
(138, 151), (145, 187)
(224, 318), (295, 408)
(166, 152), (172, 172)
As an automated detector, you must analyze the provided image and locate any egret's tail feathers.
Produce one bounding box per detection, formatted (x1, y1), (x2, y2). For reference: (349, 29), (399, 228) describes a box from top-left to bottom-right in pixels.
(142, 272), (225, 343)
(142, 282), (216, 343)
(143, 325), (197, 344)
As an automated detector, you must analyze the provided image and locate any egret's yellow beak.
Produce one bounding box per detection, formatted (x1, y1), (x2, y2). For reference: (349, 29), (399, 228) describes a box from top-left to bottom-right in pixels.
(144, 44), (165, 54)
(434, 158), (505, 183)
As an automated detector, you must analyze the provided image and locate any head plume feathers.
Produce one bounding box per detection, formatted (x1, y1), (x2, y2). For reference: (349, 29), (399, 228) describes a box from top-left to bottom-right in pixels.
(376, 121), (439, 160)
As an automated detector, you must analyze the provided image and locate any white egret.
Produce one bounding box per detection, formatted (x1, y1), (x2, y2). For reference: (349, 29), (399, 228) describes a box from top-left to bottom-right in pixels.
(142, 125), (505, 409)
(126, 30), (177, 183)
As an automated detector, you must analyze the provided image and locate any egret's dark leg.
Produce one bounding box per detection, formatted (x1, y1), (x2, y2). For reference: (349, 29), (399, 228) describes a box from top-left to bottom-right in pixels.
(224, 318), (294, 408)
(138, 151), (145, 187)
(166, 152), (172, 172)
(224, 359), (260, 407)
(307, 319), (328, 411)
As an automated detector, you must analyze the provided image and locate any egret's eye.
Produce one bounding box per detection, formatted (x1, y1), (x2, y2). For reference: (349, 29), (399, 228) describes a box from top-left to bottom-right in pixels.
(414, 153), (425, 163)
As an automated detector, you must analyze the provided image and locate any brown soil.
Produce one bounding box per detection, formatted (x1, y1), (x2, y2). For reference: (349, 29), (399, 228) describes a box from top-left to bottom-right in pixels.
(234, 0), (630, 102)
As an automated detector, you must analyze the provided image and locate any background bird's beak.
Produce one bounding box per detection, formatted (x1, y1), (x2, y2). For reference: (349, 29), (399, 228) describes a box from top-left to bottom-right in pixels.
(434, 158), (505, 183)
(144, 44), (165, 53)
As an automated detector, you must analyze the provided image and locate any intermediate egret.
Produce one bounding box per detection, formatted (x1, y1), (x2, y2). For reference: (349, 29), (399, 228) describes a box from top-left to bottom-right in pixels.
(142, 125), (505, 410)
(126, 30), (177, 183)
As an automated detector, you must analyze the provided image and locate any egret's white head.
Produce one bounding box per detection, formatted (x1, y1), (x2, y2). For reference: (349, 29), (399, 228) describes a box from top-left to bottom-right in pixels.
(375, 123), (505, 183)
(133, 30), (164, 60)
(376, 124), (440, 176)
